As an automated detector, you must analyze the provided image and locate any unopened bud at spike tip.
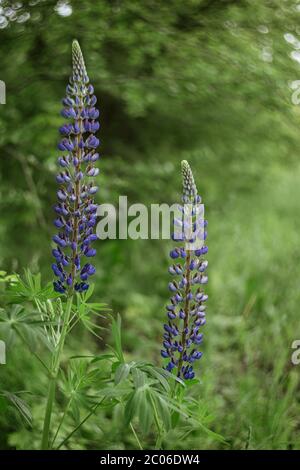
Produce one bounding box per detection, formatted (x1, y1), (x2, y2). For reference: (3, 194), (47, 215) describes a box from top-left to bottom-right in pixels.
(181, 160), (198, 200)
(72, 39), (87, 81)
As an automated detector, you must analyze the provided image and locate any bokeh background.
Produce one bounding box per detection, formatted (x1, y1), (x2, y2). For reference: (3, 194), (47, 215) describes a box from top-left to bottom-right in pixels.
(1, 0), (300, 449)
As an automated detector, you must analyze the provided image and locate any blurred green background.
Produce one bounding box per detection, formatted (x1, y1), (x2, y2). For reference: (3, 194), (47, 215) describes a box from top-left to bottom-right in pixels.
(1, 0), (300, 449)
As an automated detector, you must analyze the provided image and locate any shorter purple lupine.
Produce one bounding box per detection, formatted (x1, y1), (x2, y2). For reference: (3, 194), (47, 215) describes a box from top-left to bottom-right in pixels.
(52, 40), (100, 294)
(161, 161), (208, 380)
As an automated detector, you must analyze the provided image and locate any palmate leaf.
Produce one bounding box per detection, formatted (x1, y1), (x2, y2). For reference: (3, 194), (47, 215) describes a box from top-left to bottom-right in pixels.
(124, 389), (143, 426)
(152, 392), (172, 432)
(115, 362), (132, 385)
(61, 360), (100, 397)
(71, 286), (110, 339)
(116, 362), (163, 434)
(105, 315), (178, 435)
(122, 365), (212, 440)
(1, 269), (59, 305)
(124, 387), (154, 434)
(97, 384), (132, 399)
(131, 367), (148, 389)
(142, 366), (170, 393)
(76, 284), (108, 314)
(0, 304), (54, 351)
(59, 358), (119, 418)
(88, 314), (222, 442)
(154, 392), (226, 444)
(138, 389), (153, 434)
(0, 391), (32, 427)
(109, 314), (124, 363)
(181, 396), (226, 444)
(139, 364), (185, 393)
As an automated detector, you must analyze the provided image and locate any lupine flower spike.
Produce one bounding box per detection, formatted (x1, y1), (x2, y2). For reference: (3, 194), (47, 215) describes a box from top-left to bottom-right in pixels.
(161, 161), (208, 380)
(52, 40), (100, 294)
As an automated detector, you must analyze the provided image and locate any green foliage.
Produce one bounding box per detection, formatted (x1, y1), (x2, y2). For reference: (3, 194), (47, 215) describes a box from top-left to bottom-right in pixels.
(1, 0), (300, 450)
(0, 391), (32, 428)
(1, 269), (57, 304)
(0, 270), (219, 449)
(73, 286), (109, 339)
(0, 303), (52, 351)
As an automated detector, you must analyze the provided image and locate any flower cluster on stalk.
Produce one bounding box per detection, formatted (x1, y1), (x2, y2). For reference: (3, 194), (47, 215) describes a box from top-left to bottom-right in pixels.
(161, 161), (208, 380)
(52, 40), (99, 294)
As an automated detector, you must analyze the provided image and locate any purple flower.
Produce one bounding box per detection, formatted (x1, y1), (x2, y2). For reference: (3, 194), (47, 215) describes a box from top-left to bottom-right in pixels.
(52, 40), (99, 294)
(161, 161), (208, 380)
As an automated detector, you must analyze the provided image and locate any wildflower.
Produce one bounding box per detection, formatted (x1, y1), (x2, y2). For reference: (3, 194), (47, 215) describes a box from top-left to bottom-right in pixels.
(161, 161), (208, 380)
(52, 40), (100, 294)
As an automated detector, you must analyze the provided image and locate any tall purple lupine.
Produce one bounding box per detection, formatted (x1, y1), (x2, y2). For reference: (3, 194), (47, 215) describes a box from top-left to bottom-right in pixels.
(161, 161), (208, 380)
(52, 40), (100, 294)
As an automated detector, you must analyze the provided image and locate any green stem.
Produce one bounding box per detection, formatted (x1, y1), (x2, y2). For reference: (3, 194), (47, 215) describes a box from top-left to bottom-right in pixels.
(51, 398), (71, 448)
(41, 296), (73, 450)
(56, 398), (105, 450)
(41, 376), (56, 450)
(130, 422), (143, 450)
